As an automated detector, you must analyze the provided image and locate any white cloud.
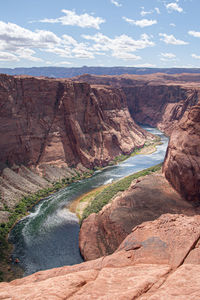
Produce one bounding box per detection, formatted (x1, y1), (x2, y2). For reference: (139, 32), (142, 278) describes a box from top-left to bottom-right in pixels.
(170, 23), (176, 27)
(134, 63), (156, 67)
(0, 20), (95, 62)
(113, 52), (141, 60)
(38, 9), (105, 29)
(62, 35), (78, 46)
(15, 48), (43, 62)
(45, 61), (71, 66)
(0, 51), (19, 61)
(0, 19), (155, 64)
(0, 21), (60, 48)
(82, 33), (155, 60)
(45, 47), (72, 58)
(0, 21), (60, 62)
(155, 7), (161, 14)
(111, 0), (122, 7)
(159, 33), (188, 45)
(161, 52), (176, 59)
(191, 54), (200, 59)
(140, 7), (160, 16)
(166, 2), (183, 13)
(141, 9), (153, 17)
(160, 52), (176, 61)
(72, 44), (95, 59)
(123, 17), (157, 28)
(44, 41), (95, 60)
(188, 30), (200, 38)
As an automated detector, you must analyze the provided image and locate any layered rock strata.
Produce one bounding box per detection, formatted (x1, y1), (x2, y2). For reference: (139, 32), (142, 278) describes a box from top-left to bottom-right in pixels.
(1, 214), (200, 299)
(79, 98), (200, 261)
(75, 73), (200, 135)
(0, 74), (152, 216)
(163, 104), (200, 202)
(0, 74), (151, 170)
(79, 172), (198, 260)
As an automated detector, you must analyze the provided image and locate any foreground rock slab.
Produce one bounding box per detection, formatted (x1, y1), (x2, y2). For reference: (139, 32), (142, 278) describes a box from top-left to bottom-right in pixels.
(79, 172), (198, 260)
(0, 214), (200, 299)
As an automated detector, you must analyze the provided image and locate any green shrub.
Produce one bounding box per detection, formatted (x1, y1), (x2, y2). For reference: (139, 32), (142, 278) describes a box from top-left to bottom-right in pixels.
(81, 163), (162, 222)
(0, 168), (95, 277)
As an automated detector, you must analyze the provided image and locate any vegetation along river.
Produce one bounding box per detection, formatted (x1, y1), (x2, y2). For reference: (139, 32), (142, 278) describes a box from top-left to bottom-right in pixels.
(9, 126), (169, 276)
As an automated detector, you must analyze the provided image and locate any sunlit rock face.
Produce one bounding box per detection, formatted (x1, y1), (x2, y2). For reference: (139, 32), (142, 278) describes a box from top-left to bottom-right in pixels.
(75, 73), (200, 135)
(0, 74), (151, 172)
(78, 73), (200, 261)
(0, 73), (153, 214)
(1, 214), (200, 299)
(79, 172), (198, 260)
(163, 104), (200, 202)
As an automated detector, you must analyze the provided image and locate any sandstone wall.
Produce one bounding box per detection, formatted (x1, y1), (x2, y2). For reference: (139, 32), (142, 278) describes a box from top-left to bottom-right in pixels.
(163, 104), (200, 202)
(0, 74), (151, 173)
(0, 74), (153, 216)
(123, 85), (199, 135)
(79, 172), (198, 260)
(75, 73), (200, 135)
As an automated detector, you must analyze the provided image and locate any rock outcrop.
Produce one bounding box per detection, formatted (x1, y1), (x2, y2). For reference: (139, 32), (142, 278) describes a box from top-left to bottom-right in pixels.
(163, 104), (200, 202)
(75, 73), (200, 135)
(79, 172), (198, 260)
(1, 72), (199, 212)
(0, 74), (153, 214)
(0, 74), (150, 171)
(1, 214), (200, 299)
(79, 91), (200, 261)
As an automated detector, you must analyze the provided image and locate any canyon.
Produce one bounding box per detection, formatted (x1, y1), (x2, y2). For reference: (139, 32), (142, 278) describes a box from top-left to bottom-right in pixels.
(0, 74), (153, 220)
(0, 73), (199, 221)
(75, 73), (200, 135)
(0, 72), (199, 298)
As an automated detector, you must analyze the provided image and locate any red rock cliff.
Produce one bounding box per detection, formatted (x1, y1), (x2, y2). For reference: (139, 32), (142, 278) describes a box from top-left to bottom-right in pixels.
(75, 73), (200, 135)
(79, 172), (198, 260)
(163, 104), (200, 202)
(79, 75), (200, 261)
(0, 74), (154, 217)
(0, 74), (151, 174)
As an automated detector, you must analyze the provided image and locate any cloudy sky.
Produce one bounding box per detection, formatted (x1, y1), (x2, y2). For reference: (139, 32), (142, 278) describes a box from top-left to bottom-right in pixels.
(0, 0), (199, 68)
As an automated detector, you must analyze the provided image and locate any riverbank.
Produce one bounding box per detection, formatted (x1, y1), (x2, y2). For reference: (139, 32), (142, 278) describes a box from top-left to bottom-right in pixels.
(108, 137), (162, 166)
(0, 169), (94, 282)
(72, 164), (162, 223)
(0, 133), (165, 280)
(0, 139), (157, 282)
(70, 140), (162, 220)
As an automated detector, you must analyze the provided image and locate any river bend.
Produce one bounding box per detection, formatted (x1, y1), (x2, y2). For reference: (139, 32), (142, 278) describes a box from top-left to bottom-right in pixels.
(9, 126), (168, 276)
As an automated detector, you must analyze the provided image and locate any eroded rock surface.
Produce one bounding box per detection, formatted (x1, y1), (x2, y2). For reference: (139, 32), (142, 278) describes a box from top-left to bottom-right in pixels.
(79, 172), (198, 260)
(163, 104), (200, 202)
(76, 73), (200, 135)
(0, 74), (152, 214)
(0, 74), (151, 171)
(1, 214), (200, 299)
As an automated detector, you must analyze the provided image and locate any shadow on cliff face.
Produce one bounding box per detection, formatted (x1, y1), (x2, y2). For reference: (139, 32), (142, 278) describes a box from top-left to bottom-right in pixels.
(79, 171), (199, 261)
(163, 104), (200, 203)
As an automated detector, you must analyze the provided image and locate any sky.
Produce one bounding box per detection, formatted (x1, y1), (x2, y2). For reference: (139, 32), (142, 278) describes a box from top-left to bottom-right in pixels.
(0, 0), (200, 68)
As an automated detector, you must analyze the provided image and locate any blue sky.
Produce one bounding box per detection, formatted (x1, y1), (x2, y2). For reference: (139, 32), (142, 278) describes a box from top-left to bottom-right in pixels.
(0, 0), (200, 68)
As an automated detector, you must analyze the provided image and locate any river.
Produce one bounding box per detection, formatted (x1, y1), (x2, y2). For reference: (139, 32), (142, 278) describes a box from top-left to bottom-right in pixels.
(9, 127), (168, 276)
